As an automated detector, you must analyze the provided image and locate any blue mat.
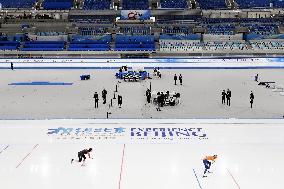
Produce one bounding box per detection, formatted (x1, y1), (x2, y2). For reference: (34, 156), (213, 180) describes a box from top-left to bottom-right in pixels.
(9, 81), (73, 86)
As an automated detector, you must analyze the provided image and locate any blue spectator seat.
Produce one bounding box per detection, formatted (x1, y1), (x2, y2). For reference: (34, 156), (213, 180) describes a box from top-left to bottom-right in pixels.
(160, 34), (201, 40)
(79, 27), (109, 35)
(162, 26), (193, 34)
(115, 35), (155, 51)
(197, 0), (227, 9)
(22, 41), (65, 51)
(235, 0), (284, 8)
(241, 23), (278, 36)
(122, 0), (149, 9)
(0, 41), (20, 50)
(0, 0), (35, 8)
(206, 24), (235, 35)
(160, 0), (188, 8)
(83, 0), (111, 10)
(43, 0), (73, 10)
(68, 35), (111, 51)
(121, 27), (151, 35)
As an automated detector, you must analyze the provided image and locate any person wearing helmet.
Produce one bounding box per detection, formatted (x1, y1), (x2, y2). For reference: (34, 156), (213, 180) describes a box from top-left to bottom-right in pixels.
(71, 148), (93, 166)
(203, 155), (217, 177)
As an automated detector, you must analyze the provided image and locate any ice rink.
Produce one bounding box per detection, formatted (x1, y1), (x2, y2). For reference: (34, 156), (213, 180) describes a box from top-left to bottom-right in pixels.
(0, 68), (284, 119)
(0, 119), (283, 189)
(1, 58), (284, 188)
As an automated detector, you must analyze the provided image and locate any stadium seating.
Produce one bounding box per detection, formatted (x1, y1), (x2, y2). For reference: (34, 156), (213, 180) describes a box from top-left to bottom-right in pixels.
(79, 27), (109, 35)
(159, 40), (203, 52)
(274, 0), (284, 8)
(0, 41), (20, 50)
(121, 27), (151, 35)
(69, 35), (111, 51)
(160, 0), (188, 8)
(235, 0), (281, 8)
(197, 0), (227, 9)
(71, 35), (111, 43)
(83, 0), (111, 10)
(0, 0), (35, 8)
(160, 34), (201, 40)
(250, 41), (284, 50)
(43, 0), (73, 10)
(241, 24), (278, 36)
(162, 26), (193, 34)
(204, 41), (248, 51)
(122, 0), (149, 10)
(37, 32), (65, 36)
(205, 24), (235, 35)
(200, 18), (283, 24)
(22, 41), (65, 51)
(115, 35), (155, 51)
(68, 43), (110, 51)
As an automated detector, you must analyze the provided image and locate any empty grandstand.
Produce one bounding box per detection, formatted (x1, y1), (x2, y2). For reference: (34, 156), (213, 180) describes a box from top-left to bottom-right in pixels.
(83, 0), (111, 10)
(0, 0), (283, 57)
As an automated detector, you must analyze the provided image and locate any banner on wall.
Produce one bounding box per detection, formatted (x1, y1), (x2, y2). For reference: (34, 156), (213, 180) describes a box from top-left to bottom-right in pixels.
(121, 10), (150, 20)
(47, 126), (208, 142)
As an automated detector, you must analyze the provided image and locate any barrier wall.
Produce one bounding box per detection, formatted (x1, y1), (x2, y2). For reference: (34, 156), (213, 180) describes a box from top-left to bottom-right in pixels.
(1, 57), (284, 68)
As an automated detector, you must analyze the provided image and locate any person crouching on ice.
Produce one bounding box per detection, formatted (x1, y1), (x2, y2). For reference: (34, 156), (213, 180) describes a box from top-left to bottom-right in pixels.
(203, 155), (217, 177)
(71, 148), (93, 166)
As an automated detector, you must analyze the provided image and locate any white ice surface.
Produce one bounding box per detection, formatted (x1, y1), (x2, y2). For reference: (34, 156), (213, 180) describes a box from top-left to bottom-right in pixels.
(0, 69), (284, 119)
(0, 119), (283, 189)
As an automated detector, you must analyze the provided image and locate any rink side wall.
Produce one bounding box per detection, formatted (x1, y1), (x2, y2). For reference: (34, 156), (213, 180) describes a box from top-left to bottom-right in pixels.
(0, 57), (284, 69)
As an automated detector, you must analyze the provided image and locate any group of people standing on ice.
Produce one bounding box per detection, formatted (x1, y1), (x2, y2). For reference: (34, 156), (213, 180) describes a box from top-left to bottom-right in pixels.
(93, 89), (123, 109)
(221, 89), (254, 108)
(221, 89), (232, 106)
(174, 74), (183, 85)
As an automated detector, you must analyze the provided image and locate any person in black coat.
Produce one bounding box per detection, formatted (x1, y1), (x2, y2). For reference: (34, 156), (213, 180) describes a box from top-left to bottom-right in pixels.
(250, 91), (254, 108)
(156, 92), (161, 111)
(226, 89), (231, 106)
(118, 95), (122, 108)
(174, 74), (177, 85)
(160, 92), (165, 107)
(222, 90), (226, 105)
(102, 89), (107, 104)
(93, 92), (99, 108)
(146, 89), (151, 103)
(179, 74), (182, 85)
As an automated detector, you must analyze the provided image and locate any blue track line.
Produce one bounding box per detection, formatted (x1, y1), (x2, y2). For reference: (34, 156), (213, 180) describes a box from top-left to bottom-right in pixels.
(193, 168), (203, 189)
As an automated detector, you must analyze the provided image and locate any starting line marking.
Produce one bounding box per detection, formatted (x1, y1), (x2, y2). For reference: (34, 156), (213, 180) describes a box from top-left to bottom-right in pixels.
(0, 145), (9, 154)
(227, 168), (241, 189)
(118, 144), (126, 189)
(193, 168), (203, 189)
(16, 144), (39, 168)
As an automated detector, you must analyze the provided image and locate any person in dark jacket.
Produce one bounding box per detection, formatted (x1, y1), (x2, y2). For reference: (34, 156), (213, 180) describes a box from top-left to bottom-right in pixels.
(102, 89), (107, 104)
(222, 90), (226, 105)
(226, 89), (231, 106)
(71, 148), (93, 166)
(250, 91), (254, 108)
(118, 95), (122, 108)
(174, 74), (177, 85)
(146, 89), (151, 103)
(93, 92), (99, 108)
(156, 93), (161, 111)
(179, 74), (182, 85)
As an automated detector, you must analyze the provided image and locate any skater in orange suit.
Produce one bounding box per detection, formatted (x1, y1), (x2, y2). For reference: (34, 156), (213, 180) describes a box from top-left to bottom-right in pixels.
(203, 155), (217, 177)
